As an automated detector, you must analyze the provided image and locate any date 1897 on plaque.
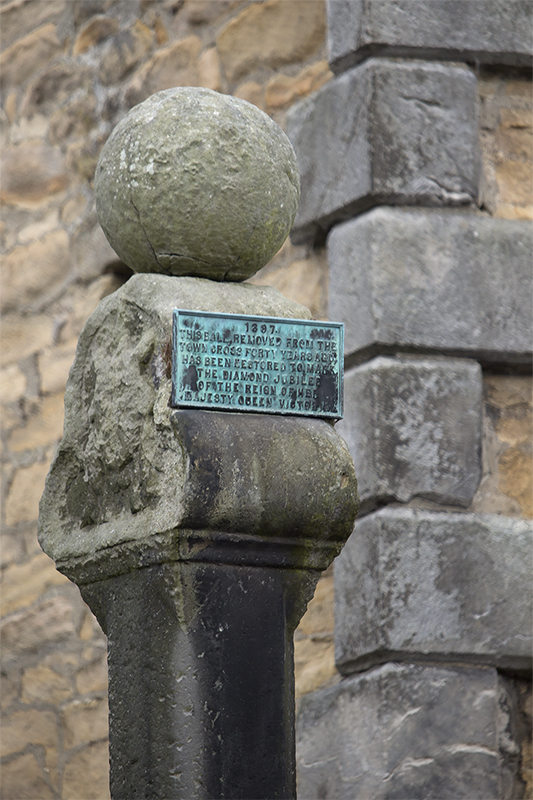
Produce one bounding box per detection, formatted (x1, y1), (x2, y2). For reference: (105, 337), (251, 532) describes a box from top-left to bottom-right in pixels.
(171, 310), (344, 419)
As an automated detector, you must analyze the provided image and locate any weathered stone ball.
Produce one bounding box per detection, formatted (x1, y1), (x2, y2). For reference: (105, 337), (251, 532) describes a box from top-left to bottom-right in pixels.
(94, 87), (300, 281)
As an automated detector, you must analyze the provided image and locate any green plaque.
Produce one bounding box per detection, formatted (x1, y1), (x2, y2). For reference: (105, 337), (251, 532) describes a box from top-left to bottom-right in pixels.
(172, 310), (344, 418)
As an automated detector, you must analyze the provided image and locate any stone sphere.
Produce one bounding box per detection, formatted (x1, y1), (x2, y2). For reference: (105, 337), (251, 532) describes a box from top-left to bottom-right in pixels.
(94, 87), (300, 281)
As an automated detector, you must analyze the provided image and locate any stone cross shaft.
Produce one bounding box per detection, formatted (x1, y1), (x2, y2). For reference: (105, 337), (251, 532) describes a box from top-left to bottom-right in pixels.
(38, 88), (359, 800)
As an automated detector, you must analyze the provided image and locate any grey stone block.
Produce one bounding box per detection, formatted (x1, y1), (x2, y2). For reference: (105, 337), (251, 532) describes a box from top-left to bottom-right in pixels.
(336, 357), (482, 511)
(297, 663), (522, 800)
(328, 207), (533, 365)
(286, 59), (479, 242)
(38, 274), (358, 578)
(327, 0), (533, 74)
(335, 508), (533, 675)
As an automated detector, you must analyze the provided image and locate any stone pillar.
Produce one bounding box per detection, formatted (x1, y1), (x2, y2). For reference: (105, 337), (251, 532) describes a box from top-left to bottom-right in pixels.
(286, 2), (532, 798)
(38, 88), (359, 800)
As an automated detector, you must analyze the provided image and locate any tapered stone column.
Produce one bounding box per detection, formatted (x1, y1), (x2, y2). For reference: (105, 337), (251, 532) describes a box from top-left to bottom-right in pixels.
(38, 88), (358, 800)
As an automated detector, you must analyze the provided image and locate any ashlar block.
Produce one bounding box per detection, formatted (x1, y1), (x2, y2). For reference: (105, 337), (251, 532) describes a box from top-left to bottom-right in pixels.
(286, 59), (479, 243)
(335, 507), (533, 675)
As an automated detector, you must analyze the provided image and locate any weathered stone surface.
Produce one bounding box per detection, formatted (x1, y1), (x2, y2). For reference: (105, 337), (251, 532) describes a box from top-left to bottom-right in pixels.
(336, 357), (482, 511)
(6, 461), (51, 525)
(21, 62), (93, 118)
(72, 0), (112, 26)
(265, 60), (332, 110)
(497, 108), (533, 162)
(217, 0), (325, 84)
(287, 58), (479, 242)
(71, 209), (120, 281)
(98, 20), (154, 85)
(9, 393), (65, 452)
(76, 656), (108, 695)
(1, 596), (77, 661)
(2, 230), (70, 313)
(58, 274), (124, 346)
(198, 46), (222, 92)
(0, 313), (55, 368)
(66, 131), (108, 181)
(21, 664), (73, 705)
(124, 35), (202, 106)
(185, 0), (231, 27)
(153, 15), (169, 46)
(8, 115), (49, 146)
(327, 0), (533, 74)
(49, 92), (98, 144)
(72, 14), (119, 56)
(95, 88), (300, 280)
(61, 192), (88, 224)
(1, 552), (68, 615)
(0, 667), (20, 711)
(0, 0), (67, 50)
(38, 274), (357, 574)
(1, 143), (69, 207)
(17, 209), (59, 244)
(297, 663), (522, 800)
(0, 707), (58, 757)
(328, 208), (533, 364)
(335, 508), (533, 674)
(0, 363), (25, 405)
(521, 682), (533, 796)
(294, 638), (336, 699)
(248, 249), (328, 321)
(294, 573), (337, 698)
(0, 751), (55, 800)
(0, 23), (61, 92)
(0, 532), (30, 573)
(39, 342), (77, 395)
(62, 697), (109, 748)
(62, 740), (111, 800)
(234, 80), (265, 109)
(499, 448), (533, 518)
(497, 158), (533, 206)
(298, 572), (334, 636)
(168, 411), (356, 545)
(8, 116), (49, 147)
(5, 90), (17, 121)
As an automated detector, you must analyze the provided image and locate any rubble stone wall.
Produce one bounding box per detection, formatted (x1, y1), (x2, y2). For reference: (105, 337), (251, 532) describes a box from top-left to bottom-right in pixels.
(0, 2), (333, 798)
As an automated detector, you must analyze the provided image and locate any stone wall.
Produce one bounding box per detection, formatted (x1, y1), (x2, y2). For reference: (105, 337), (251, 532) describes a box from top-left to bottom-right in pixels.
(0, 2), (334, 798)
(288, 2), (532, 799)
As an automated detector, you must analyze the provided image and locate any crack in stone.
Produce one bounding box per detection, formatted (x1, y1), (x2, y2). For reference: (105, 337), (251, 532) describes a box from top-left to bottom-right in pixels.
(158, 253), (214, 267)
(415, 176), (472, 204)
(402, 95), (443, 108)
(131, 197), (162, 268)
(233, 220), (259, 271)
(444, 743), (497, 756)
(382, 756), (435, 782)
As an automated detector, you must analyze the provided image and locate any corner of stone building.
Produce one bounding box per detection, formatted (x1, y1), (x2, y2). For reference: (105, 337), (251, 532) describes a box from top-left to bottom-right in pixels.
(289, 1), (532, 798)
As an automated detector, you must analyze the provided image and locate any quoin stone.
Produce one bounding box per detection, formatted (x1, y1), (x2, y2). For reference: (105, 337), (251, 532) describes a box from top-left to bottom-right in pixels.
(335, 508), (532, 675)
(337, 356), (482, 511)
(326, 0), (533, 73)
(286, 58), (479, 243)
(297, 663), (522, 800)
(94, 87), (300, 280)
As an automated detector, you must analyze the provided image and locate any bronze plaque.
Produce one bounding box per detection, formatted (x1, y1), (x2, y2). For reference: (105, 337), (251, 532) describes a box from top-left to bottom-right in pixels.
(172, 310), (343, 418)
